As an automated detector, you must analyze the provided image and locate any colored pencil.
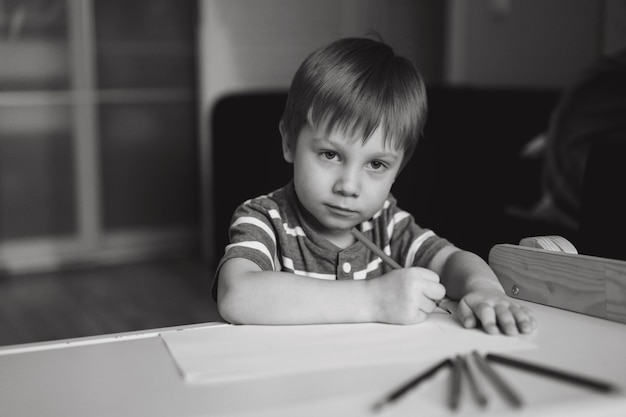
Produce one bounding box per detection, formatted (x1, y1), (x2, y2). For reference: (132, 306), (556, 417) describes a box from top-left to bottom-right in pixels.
(472, 351), (523, 408)
(448, 357), (463, 410)
(458, 354), (488, 407)
(350, 228), (452, 314)
(351, 227), (402, 269)
(372, 358), (453, 412)
(486, 353), (619, 394)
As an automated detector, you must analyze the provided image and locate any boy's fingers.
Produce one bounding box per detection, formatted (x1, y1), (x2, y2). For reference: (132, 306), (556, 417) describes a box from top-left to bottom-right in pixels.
(495, 305), (518, 336)
(418, 297), (437, 314)
(457, 299), (477, 328)
(511, 305), (536, 333)
(423, 281), (446, 301)
(459, 296), (535, 336)
(474, 303), (499, 334)
(412, 267), (440, 283)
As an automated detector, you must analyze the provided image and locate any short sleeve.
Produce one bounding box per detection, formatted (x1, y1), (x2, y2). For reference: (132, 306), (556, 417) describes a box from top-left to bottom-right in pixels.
(386, 197), (452, 268)
(211, 198), (280, 301)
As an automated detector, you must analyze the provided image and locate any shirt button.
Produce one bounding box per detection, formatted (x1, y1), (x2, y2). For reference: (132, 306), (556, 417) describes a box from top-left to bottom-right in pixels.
(342, 262), (352, 273)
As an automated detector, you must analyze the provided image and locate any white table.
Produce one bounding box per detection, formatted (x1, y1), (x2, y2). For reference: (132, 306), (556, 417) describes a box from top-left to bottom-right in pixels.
(1, 300), (625, 417)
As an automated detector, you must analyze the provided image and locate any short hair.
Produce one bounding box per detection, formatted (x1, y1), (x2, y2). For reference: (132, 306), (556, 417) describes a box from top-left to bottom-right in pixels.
(280, 37), (427, 168)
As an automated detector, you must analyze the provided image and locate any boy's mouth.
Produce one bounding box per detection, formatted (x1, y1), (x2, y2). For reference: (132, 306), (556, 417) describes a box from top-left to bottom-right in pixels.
(325, 204), (358, 216)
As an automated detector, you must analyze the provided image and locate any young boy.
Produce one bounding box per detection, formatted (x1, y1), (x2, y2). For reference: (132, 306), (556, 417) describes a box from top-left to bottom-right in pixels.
(214, 37), (536, 335)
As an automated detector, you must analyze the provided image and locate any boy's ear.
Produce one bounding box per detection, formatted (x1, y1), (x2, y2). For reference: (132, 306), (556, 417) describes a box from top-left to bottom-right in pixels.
(279, 121), (295, 163)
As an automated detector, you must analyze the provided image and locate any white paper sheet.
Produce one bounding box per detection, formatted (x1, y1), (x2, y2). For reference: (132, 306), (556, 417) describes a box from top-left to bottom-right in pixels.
(161, 313), (535, 384)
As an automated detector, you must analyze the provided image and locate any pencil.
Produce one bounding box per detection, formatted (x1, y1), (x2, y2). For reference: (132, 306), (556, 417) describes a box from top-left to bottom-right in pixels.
(372, 358), (453, 412)
(351, 228), (452, 314)
(458, 354), (488, 407)
(472, 351), (523, 408)
(448, 357), (463, 410)
(351, 227), (402, 269)
(486, 353), (620, 394)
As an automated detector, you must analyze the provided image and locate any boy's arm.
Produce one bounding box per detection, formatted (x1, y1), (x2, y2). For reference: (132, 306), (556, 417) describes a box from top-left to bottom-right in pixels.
(429, 246), (536, 335)
(217, 257), (445, 325)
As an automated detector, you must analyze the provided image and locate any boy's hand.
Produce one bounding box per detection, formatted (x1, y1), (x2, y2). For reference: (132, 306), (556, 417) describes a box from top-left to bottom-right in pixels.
(457, 288), (536, 336)
(371, 267), (446, 325)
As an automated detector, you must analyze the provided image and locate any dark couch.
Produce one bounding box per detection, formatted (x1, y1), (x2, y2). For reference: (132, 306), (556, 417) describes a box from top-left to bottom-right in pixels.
(211, 87), (564, 262)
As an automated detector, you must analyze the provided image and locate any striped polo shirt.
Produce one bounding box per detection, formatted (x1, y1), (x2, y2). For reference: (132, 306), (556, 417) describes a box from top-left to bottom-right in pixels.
(212, 182), (450, 300)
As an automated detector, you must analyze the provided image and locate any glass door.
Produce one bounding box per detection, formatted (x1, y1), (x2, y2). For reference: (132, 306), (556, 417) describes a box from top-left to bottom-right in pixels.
(0, 0), (198, 273)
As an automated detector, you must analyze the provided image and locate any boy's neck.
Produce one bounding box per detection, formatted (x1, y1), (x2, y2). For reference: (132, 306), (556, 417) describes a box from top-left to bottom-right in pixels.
(292, 190), (357, 249)
(301, 213), (356, 249)
(325, 231), (356, 250)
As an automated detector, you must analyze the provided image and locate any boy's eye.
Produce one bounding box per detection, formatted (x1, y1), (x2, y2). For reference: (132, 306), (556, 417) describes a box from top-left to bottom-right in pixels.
(369, 160), (387, 170)
(322, 151), (338, 160)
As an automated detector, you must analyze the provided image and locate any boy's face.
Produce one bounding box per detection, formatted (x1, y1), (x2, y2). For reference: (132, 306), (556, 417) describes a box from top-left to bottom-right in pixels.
(281, 121), (403, 242)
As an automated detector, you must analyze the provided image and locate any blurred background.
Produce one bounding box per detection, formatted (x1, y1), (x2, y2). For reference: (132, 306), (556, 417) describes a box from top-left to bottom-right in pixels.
(0, 0), (624, 345)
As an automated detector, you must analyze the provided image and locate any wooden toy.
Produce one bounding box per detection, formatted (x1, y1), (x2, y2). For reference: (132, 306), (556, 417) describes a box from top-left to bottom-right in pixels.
(489, 236), (626, 324)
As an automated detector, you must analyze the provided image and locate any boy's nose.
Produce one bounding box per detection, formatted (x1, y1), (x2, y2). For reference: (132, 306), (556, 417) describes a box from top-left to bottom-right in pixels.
(333, 168), (360, 197)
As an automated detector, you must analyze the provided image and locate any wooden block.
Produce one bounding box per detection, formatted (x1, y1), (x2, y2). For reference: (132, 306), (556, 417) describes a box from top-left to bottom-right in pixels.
(489, 244), (626, 324)
(519, 236), (577, 254)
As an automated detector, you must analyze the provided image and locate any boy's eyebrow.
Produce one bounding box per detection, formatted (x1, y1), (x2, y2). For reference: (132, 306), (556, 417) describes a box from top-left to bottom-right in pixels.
(311, 136), (333, 144)
(363, 145), (402, 159)
(371, 151), (401, 161)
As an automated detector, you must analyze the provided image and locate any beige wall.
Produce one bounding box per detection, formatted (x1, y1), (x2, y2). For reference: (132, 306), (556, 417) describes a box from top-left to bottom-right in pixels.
(445, 0), (606, 88)
(604, 0), (626, 55)
(198, 0), (444, 100)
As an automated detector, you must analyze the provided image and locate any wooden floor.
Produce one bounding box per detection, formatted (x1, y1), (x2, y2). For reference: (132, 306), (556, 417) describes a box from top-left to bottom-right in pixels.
(0, 258), (223, 347)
